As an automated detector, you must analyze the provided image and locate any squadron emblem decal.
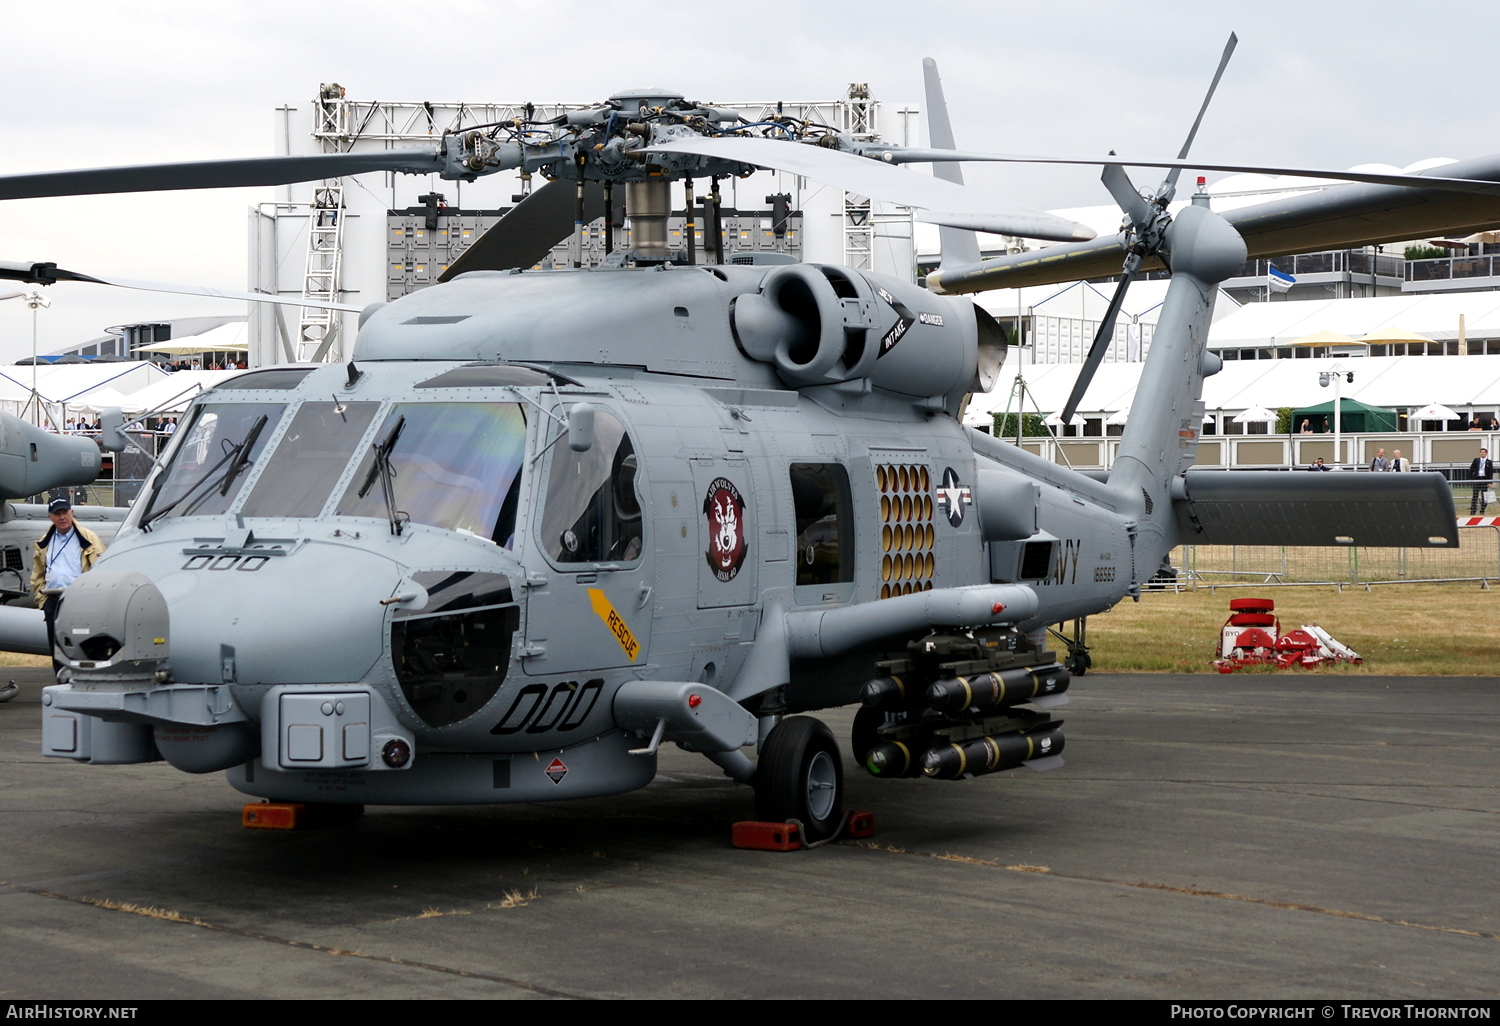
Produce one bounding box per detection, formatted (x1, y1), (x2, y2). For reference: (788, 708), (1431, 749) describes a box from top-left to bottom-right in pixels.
(703, 477), (748, 582)
(935, 467), (973, 528)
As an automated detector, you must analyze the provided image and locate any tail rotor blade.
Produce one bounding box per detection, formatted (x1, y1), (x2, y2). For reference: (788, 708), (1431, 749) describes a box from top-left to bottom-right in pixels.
(439, 180), (606, 280)
(1161, 32), (1238, 200)
(1060, 273), (1133, 424)
(1101, 164), (1152, 227)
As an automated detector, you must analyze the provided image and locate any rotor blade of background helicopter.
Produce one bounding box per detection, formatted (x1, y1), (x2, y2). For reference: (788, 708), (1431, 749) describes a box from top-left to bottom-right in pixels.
(1160, 32), (1238, 200)
(929, 152), (1500, 295)
(1059, 270), (1134, 424)
(0, 149), (445, 201)
(0, 260), (361, 312)
(645, 136), (1096, 242)
(921, 58), (980, 267)
(439, 179), (607, 281)
(874, 149), (1500, 199)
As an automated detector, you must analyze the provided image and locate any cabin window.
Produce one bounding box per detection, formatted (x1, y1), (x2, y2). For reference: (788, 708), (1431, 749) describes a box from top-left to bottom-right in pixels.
(539, 410), (643, 564)
(335, 402), (527, 542)
(138, 402), (285, 523)
(789, 463), (853, 591)
(240, 401), (380, 518)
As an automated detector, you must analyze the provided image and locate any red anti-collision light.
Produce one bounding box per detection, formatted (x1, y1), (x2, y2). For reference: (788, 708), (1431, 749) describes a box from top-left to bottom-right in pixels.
(991, 602), (1005, 614)
(688, 694), (702, 708)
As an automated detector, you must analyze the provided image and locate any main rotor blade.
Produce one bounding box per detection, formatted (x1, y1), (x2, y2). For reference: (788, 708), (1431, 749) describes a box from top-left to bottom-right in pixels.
(645, 136), (1096, 242)
(875, 149), (1500, 199)
(1059, 273), (1133, 424)
(0, 149), (444, 201)
(1162, 32), (1238, 199)
(439, 179), (607, 280)
(0, 260), (361, 312)
(1101, 164), (1152, 227)
(922, 57), (980, 268)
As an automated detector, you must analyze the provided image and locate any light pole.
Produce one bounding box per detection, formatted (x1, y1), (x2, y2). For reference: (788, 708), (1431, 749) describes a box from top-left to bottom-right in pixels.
(1319, 366), (1354, 469)
(1, 289), (51, 427)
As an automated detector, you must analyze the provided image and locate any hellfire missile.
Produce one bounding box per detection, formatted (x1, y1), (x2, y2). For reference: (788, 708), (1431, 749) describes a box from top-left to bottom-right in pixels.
(924, 665), (1069, 716)
(865, 739), (925, 778)
(920, 727), (1065, 780)
(859, 674), (923, 712)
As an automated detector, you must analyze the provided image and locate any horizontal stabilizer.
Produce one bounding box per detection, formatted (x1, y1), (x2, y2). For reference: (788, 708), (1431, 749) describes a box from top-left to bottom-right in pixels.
(1173, 471), (1458, 548)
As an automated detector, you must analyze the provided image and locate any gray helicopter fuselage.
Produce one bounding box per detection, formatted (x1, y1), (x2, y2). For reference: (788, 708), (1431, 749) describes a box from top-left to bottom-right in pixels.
(38, 263), (1139, 804)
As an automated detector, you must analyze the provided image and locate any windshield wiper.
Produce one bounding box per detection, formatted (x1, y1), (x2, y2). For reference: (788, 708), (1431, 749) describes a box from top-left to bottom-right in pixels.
(218, 415), (269, 496)
(141, 415), (268, 530)
(357, 415), (407, 535)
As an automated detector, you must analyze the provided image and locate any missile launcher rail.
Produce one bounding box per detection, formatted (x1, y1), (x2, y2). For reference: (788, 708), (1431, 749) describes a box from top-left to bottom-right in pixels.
(857, 627), (1068, 781)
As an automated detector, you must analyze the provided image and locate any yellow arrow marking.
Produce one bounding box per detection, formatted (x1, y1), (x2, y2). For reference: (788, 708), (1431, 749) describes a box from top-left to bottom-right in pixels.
(588, 588), (640, 662)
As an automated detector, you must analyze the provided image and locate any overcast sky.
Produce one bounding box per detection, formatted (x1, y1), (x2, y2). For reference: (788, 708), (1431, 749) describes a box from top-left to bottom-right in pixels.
(2, 0), (1496, 358)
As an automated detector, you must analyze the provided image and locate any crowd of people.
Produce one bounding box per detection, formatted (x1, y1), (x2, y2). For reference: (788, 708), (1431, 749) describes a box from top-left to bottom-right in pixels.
(59, 416), (177, 435)
(160, 357), (246, 372)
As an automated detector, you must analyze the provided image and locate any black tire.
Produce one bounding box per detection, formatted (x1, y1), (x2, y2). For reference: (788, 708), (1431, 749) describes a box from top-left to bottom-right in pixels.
(1070, 651), (1091, 676)
(754, 716), (844, 842)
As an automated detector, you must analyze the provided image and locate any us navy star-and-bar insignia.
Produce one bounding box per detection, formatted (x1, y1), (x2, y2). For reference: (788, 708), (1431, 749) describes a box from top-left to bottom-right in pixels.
(935, 467), (973, 527)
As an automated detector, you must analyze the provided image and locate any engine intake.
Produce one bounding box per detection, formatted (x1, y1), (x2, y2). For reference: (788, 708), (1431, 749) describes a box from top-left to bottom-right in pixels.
(730, 264), (877, 387)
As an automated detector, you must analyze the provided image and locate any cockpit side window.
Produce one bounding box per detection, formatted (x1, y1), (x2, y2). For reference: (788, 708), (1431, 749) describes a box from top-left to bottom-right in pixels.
(539, 410), (643, 564)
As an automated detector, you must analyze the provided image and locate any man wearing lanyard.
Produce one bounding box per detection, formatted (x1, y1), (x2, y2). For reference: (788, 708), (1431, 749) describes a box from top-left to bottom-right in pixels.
(30, 498), (106, 673)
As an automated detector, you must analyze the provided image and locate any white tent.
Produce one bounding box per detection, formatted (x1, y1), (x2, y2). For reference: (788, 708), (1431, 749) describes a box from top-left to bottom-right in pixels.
(1208, 292), (1500, 350)
(70, 387), (143, 414)
(1409, 403), (1463, 422)
(133, 321), (248, 356)
(121, 369), (247, 415)
(1232, 406), (1279, 424)
(0, 362), (168, 424)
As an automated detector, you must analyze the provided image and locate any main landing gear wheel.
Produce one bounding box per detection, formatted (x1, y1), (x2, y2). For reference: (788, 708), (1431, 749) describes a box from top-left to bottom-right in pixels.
(755, 716), (844, 842)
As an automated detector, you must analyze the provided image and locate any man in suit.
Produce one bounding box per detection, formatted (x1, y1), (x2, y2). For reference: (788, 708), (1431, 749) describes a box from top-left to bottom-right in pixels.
(1472, 448), (1494, 515)
(1369, 448), (1388, 472)
(1390, 449), (1411, 472)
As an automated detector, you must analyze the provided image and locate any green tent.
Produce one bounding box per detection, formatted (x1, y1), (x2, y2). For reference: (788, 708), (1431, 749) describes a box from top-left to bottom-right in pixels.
(1290, 398), (1399, 434)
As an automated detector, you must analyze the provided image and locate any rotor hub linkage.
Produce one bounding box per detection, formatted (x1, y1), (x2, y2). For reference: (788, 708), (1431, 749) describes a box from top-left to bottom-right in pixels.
(859, 627), (1068, 781)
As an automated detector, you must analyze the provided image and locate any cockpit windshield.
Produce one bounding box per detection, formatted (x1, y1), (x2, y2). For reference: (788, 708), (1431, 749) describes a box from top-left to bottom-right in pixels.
(239, 401), (380, 518)
(138, 402), (284, 524)
(335, 402), (527, 543)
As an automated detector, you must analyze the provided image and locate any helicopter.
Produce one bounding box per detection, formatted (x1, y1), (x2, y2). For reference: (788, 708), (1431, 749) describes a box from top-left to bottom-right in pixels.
(0, 42), (1481, 841)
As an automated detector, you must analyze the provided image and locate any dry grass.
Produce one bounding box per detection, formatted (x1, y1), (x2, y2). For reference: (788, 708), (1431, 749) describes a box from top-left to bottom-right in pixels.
(0, 652), (50, 667)
(1084, 583), (1500, 675)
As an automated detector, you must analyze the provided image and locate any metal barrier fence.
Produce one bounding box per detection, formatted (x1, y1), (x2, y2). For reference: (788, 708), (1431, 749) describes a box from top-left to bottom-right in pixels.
(1171, 525), (1500, 589)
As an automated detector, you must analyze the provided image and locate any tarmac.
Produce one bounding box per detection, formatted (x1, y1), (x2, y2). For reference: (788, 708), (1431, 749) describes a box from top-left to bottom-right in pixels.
(1, 666), (1496, 1000)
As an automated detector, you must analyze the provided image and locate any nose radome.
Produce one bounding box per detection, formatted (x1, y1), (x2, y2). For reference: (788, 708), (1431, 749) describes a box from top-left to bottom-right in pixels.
(145, 547), (404, 686)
